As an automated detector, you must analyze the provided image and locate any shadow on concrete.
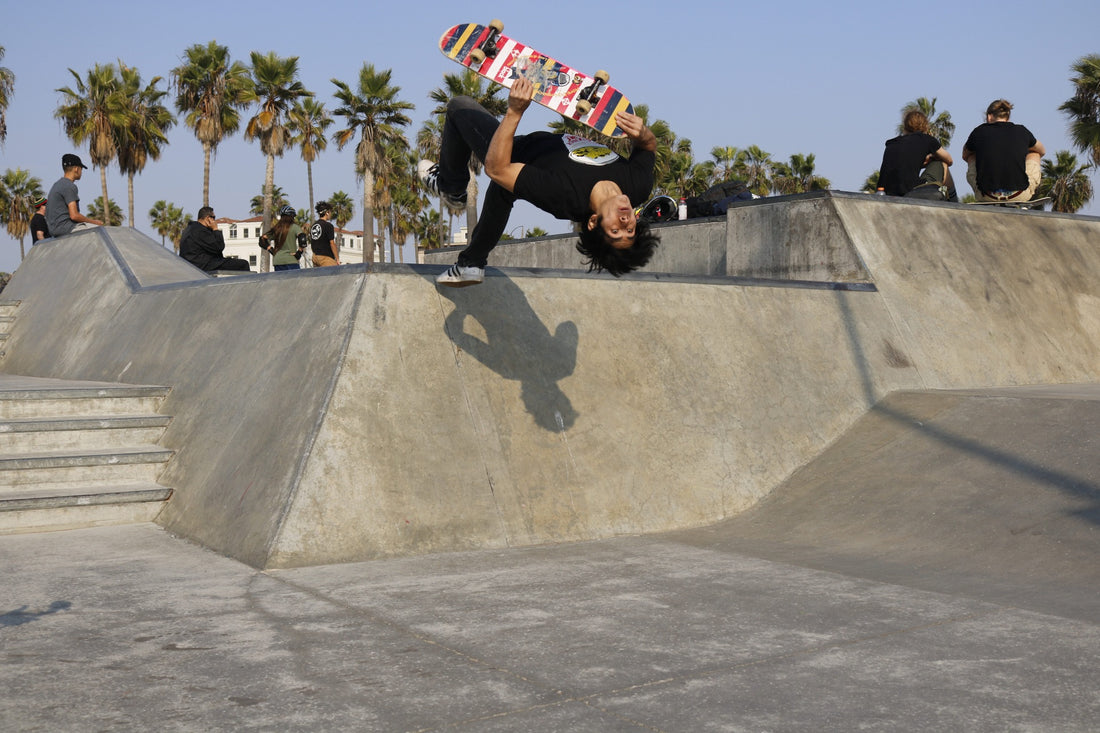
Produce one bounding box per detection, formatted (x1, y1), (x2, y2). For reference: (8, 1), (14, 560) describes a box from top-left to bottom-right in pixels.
(437, 273), (579, 432)
(0, 601), (72, 627)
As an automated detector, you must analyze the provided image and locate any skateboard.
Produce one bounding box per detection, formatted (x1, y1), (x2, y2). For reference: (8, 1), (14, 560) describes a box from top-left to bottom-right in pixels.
(970, 196), (1051, 210)
(439, 20), (633, 138)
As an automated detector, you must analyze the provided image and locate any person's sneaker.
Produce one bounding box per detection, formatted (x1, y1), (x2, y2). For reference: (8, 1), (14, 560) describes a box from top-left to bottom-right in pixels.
(436, 263), (484, 287)
(418, 160), (468, 210)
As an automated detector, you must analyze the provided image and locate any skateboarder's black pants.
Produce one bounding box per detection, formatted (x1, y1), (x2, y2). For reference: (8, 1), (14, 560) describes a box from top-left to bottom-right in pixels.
(440, 96), (525, 269)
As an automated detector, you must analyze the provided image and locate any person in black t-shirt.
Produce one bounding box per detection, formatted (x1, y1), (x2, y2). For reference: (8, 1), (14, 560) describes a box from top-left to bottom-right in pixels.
(30, 197), (50, 243)
(421, 77), (659, 287)
(878, 109), (956, 201)
(309, 201), (340, 267)
(962, 99), (1045, 202)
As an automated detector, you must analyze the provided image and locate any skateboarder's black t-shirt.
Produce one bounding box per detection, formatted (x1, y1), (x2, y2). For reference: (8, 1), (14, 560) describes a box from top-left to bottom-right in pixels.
(512, 132), (656, 223)
(309, 219), (336, 258)
(878, 132), (943, 196)
(964, 121), (1037, 193)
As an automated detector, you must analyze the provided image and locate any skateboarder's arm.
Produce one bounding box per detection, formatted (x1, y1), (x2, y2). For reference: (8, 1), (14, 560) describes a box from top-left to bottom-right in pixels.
(485, 78), (536, 192)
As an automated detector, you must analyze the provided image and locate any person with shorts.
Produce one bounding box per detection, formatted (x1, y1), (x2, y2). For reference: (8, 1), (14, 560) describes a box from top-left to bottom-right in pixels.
(962, 99), (1045, 202)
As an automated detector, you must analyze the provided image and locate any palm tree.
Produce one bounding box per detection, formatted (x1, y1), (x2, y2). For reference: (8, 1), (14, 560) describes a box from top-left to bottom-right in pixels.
(148, 200), (186, 249)
(1035, 150), (1094, 213)
(862, 170), (880, 194)
(328, 190), (354, 253)
(246, 51), (311, 271)
(428, 70), (505, 231)
(898, 97), (955, 148)
(710, 146), (747, 184)
(412, 208), (443, 251)
(1, 168), (44, 260)
(55, 64), (125, 225)
(250, 185), (287, 216)
(771, 153), (830, 195)
(288, 98), (332, 218)
(0, 47), (14, 145)
(331, 63), (415, 266)
(742, 145), (774, 196)
(171, 41), (255, 207)
(87, 196), (124, 226)
(417, 113), (452, 245)
(1060, 54), (1100, 168)
(117, 63), (175, 229)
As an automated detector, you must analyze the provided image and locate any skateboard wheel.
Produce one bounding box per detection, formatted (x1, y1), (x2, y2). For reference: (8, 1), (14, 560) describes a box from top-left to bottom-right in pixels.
(575, 99), (592, 115)
(594, 70), (609, 84)
(469, 48), (486, 64)
(489, 19), (504, 32)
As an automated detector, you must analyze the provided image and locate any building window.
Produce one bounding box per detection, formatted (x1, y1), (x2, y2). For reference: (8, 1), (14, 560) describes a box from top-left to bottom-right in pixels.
(249, 255), (257, 266)
(229, 225), (237, 239)
(244, 228), (249, 238)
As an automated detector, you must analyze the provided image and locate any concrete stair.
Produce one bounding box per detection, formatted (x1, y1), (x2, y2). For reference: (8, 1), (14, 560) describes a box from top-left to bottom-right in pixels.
(0, 375), (174, 533)
(0, 299), (17, 359)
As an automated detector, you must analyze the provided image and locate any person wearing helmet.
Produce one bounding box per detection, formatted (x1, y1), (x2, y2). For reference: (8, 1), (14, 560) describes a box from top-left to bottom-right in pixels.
(259, 204), (307, 271)
(309, 201), (340, 267)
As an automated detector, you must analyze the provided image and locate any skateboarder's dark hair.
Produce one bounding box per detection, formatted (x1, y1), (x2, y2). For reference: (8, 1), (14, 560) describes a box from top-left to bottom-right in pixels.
(575, 220), (659, 276)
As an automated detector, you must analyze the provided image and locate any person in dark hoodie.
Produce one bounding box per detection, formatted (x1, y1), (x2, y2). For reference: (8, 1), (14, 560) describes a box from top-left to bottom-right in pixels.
(179, 206), (250, 272)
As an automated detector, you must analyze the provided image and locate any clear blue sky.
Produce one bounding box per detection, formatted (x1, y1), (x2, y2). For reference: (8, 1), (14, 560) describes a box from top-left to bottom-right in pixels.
(3, 0), (1099, 274)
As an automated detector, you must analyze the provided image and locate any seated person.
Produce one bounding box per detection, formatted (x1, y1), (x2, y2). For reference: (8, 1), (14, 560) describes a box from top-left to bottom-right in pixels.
(179, 206), (251, 272)
(878, 109), (956, 201)
(962, 99), (1045, 202)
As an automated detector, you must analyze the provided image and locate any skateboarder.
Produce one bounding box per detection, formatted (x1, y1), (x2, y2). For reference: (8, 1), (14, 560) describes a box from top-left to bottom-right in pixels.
(421, 76), (659, 286)
(962, 99), (1045, 202)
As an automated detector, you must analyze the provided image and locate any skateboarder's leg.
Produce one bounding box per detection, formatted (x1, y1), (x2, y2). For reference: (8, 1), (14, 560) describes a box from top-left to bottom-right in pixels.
(438, 96), (500, 194)
(457, 182), (516, 268)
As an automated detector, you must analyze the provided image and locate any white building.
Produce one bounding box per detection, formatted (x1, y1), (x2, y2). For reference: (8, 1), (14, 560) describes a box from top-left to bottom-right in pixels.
(212, 215), (376, 271)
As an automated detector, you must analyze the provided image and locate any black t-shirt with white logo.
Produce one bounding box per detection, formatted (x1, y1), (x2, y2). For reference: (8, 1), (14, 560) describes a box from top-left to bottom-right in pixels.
(310, 219), (336, 258)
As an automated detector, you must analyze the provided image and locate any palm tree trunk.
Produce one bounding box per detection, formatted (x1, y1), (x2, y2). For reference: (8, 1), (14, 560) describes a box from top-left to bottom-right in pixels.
(363, 171), (375, 266)
(202, 142), (212, 208)
(100, 168), (111, 226)
(261, 154), (275, 272)
(127, 174), (135, 228)
(19, 239), (25, 261)
(306, 159), (315, 219)
(465, 177), (478, 233)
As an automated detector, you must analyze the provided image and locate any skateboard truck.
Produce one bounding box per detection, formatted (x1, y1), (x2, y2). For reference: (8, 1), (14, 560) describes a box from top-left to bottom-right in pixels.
(469, 19), (504, 64)
(575, 70), (609, 116)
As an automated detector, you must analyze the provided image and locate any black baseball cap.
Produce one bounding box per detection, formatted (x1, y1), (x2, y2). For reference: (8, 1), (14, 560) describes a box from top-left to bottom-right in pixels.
(62, 153), (88, 169)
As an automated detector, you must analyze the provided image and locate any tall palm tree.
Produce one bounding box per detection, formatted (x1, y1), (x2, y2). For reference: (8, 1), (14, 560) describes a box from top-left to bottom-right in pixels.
(55, 64), (125, 225)
(0, 47), (14, 145)
(1035, 150), (1094, 213)
(148, 199), (186, 249)
(1060, 54), (1100, 168)
(288, 98), (332, 218)
(417, 113), (452, 245)
(246, 51), (311, 270)
(171, 41), (255, 208)
(428, 70), (505, 231)
(897, 97), (955, 148)
(331, 63), (414, 266)
(117, 63), (175, 229)
(0, 168), (44, 260)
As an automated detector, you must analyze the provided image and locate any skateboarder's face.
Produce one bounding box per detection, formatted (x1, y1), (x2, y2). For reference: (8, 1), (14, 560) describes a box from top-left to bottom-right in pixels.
(590, 192), (637, 249)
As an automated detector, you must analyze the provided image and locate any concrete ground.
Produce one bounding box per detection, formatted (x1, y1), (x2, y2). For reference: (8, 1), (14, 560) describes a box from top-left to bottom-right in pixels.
(2, 518), (1097, 732)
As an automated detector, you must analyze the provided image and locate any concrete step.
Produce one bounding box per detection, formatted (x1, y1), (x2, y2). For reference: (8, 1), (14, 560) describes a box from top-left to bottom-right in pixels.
(0, 414), (171, 452)
(0, 446), (174, 489)
(0, 483), (172, 534)
(0, 382), (170, 419)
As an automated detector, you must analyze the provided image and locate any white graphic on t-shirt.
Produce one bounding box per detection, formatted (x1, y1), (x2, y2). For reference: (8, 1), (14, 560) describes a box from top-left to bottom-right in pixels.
(562, 134), (619, 166)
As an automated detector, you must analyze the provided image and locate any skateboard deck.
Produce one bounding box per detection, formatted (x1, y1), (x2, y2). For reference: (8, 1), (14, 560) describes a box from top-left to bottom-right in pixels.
(439, 21), (633, 138)
(970, 196), (1051, 209)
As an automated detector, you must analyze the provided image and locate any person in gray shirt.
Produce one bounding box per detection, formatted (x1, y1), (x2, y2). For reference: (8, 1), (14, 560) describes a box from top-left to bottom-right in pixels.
(45, 153), (103, 236)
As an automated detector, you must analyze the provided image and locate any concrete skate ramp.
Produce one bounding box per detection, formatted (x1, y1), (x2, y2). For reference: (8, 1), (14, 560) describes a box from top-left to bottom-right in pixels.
(3, 194), (1100, 570)
(672, 386), (1100, 623)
